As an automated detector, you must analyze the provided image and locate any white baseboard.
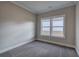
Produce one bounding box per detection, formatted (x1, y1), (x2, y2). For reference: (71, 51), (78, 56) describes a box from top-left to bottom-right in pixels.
(0, 39), (34, 54)
(37, 39), (75, 48)
(75, 48), (79, 56)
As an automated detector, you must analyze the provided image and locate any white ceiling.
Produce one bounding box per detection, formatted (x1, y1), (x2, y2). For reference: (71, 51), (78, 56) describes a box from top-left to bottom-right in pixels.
(11, 1), (76, 14)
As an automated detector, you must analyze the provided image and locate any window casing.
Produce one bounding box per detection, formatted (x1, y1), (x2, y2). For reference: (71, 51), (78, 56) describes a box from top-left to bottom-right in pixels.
(40, 15), (65, 38)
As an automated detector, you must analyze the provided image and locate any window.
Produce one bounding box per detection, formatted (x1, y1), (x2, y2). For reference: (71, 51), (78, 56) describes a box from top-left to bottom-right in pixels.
(40, 15), (65, 38)
(52, 16), (64, 38)
(40, 18), (50, 36)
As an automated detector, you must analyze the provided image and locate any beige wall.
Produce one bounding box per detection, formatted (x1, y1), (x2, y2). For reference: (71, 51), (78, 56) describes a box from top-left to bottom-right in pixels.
(37, 6), (75, 47)
(0, 2), (36, 53)
(76, 2), (79, 56)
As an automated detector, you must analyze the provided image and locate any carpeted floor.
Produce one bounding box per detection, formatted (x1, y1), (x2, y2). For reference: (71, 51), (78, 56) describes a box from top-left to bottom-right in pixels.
(0, 40), (78, 57)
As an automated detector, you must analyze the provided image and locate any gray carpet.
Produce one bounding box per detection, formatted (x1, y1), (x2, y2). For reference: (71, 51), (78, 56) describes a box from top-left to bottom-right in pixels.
(0, 41), (78, 57)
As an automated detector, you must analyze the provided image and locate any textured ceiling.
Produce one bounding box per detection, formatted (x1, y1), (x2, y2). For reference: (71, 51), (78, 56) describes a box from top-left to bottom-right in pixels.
(11, 1), (76, 14)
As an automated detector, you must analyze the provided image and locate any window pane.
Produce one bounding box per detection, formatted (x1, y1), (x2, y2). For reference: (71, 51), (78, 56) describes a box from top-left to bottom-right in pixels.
(41, 19), (50, 27)
(52, 27), (63, 31)
(53, 16), (64, 21)
(52, 31), (64, 37)
(41, 31), (50, 36)
(52, 27), (64, 37)
(53, 20), (64, 26)
(41, 27), (50, 31)
(52, 17), (64, 26)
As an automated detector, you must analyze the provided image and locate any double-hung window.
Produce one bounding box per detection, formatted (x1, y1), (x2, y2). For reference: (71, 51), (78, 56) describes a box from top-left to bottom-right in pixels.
(40, 15), (65, 38)
(40, 18), (50, 36)
(51, 16), (64, 38)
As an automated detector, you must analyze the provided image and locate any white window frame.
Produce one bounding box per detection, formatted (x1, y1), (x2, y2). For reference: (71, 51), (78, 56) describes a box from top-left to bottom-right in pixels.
(50, 15), (65, 38)
(40, 15), (65, 39)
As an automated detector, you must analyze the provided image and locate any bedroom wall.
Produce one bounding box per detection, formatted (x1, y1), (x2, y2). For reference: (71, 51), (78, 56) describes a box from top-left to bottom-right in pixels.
(0, 2), (36, 53)
(76, 2), (79, 56)
(37, 6), (75, 48)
